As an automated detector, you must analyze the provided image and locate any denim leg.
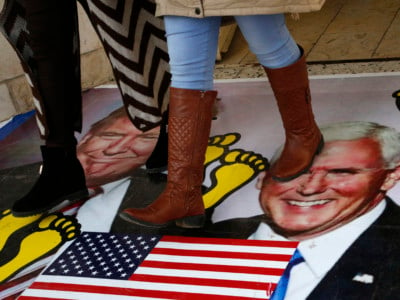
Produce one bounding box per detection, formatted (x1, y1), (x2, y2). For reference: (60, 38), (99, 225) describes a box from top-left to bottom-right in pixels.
(235, 14), (300, 69)
(164, 16), (221, 90)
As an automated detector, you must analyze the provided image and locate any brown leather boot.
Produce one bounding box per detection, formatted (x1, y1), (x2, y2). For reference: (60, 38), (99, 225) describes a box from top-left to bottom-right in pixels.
(264, 47), (323, 181)
(120, 88), (216, 228)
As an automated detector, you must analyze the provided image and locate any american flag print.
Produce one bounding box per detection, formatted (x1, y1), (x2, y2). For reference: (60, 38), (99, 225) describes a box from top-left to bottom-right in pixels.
(19, 232), (299, 300)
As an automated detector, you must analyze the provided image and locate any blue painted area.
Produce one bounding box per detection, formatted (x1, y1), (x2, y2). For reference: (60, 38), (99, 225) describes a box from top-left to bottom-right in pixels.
(0, 110), (35, 141)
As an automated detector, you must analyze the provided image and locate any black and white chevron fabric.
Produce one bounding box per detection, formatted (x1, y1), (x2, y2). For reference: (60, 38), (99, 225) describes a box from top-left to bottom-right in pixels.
(82, 0), (170, 131)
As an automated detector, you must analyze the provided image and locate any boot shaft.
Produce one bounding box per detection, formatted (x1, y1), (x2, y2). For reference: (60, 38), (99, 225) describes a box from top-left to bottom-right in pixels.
(118, 88), (217, 228)
(40, 145), (85, 183)
(264, 49), (309, 92)
(264, 47), (316, 134)
(41, 145), (78, 167)
(167, 88), (217, 186)
(264, 47), (323, 180)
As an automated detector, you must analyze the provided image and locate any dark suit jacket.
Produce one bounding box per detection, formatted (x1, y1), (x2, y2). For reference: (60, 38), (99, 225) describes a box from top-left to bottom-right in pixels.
(306, 199), (400, 300)
(208, 198), (400, 300)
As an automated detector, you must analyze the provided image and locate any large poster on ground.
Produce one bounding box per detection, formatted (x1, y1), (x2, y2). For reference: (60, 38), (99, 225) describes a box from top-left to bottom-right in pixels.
(1, 74), (400, 299)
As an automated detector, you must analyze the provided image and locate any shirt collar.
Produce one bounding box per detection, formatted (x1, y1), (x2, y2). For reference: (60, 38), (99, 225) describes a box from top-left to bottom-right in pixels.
(100, 177), (130, 194)
(299, 200), (385, 277)
(249, 200), (386, 278)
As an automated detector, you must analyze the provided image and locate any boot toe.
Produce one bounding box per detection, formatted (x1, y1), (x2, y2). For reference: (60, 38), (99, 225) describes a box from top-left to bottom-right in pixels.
(119, 208), (172, 228)
(271, 134), (324, 181)
(11, 188), (89, 217)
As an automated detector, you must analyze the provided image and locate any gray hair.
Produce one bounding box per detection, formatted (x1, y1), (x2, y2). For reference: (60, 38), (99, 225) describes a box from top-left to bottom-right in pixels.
(271, 121), (400, 169)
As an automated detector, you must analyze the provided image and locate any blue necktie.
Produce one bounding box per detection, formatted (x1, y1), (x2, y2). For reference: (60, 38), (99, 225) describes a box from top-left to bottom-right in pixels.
(269, 249), (305, 300)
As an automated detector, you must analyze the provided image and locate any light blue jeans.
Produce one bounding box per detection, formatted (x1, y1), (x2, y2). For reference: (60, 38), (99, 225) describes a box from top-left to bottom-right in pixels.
(164, 14), (300, 91)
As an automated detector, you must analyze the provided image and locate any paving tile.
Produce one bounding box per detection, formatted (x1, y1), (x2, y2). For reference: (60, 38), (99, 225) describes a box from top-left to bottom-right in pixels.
(218, 30), (251, 65)
(373, 10), (400, 58)
(287, 0), (346, 53)
(308, 31), (383, 61)
(341, 0), (399, 10)
(307, 0), (399, 61)
(324, 7), (397, 34)
(6, 76), (34, 113)
(0, 35), (24, 82)
(80, 49), (114, 90)
(78, 3), (103, 54)
(0, 83), (17, 122)
(216, 0), (400, 65)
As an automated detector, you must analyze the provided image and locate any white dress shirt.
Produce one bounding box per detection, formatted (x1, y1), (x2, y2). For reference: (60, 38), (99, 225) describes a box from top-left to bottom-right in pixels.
(249, 200), (386, 300)
(76, 177), (131, 232)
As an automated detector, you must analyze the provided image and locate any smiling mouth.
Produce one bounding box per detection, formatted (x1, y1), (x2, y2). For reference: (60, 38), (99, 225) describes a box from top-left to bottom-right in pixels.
(287, 200), (331, 207)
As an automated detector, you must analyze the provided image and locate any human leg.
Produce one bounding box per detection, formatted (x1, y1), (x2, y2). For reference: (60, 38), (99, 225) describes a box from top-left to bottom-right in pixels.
(120, 16), (220, 227)
(10, 0), (88, 216)
(236, 14), (323, 181)
(25, 0), (82, 146)
(164, 16), (221, 91)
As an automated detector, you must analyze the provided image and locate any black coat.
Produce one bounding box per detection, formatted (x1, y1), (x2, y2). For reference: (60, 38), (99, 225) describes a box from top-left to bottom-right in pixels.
(307, 199), (400, 300)
(213, 199), (400, 300)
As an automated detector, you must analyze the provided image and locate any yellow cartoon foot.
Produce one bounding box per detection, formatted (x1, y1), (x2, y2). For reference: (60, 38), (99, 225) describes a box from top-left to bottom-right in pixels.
(205, 133), (241, 166)
(203, 149), (268, 208)
(0, 213), (80, 283)
(0, 209), (42, 251)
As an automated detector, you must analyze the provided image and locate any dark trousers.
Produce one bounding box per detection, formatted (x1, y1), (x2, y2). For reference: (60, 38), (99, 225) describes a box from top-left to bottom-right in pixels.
(25, 0), (82, 146)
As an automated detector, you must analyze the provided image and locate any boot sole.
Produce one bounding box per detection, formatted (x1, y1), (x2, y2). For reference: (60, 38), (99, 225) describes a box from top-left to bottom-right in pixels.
(175, 214), (206, 228)
(272, 135), (324, 182)
(11, 189), (90, 217)
(119, 211), (206, 229)
(145, 165), (168, 174)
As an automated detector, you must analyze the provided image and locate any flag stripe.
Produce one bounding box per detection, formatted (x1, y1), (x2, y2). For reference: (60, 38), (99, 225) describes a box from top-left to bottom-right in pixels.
(150, 247), (292, 261)
(131, 273), (277, 291)
(30, 276), (270, 298)
(19, 289), (163, 300)
(160, 236), (298, 248)
(21, 288), (270, 300)
(0, 272), (39, 300)
(135, 266), (280, 282)
(27, 282), (269, 300)
(0, 268), (42, 292)
(18, 295), (75, 300)
(139, 260), (285, 275)
(145, 253), (289, 268)
(156, 241), (296, 254)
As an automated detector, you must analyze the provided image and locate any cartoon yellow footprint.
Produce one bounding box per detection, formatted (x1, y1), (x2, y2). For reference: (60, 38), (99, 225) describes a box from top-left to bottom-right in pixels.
(0, 213), (80, 283)
(0, 209), (42, 251)
(203, 149), (268, 208)
(205, 133), (241, 167)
